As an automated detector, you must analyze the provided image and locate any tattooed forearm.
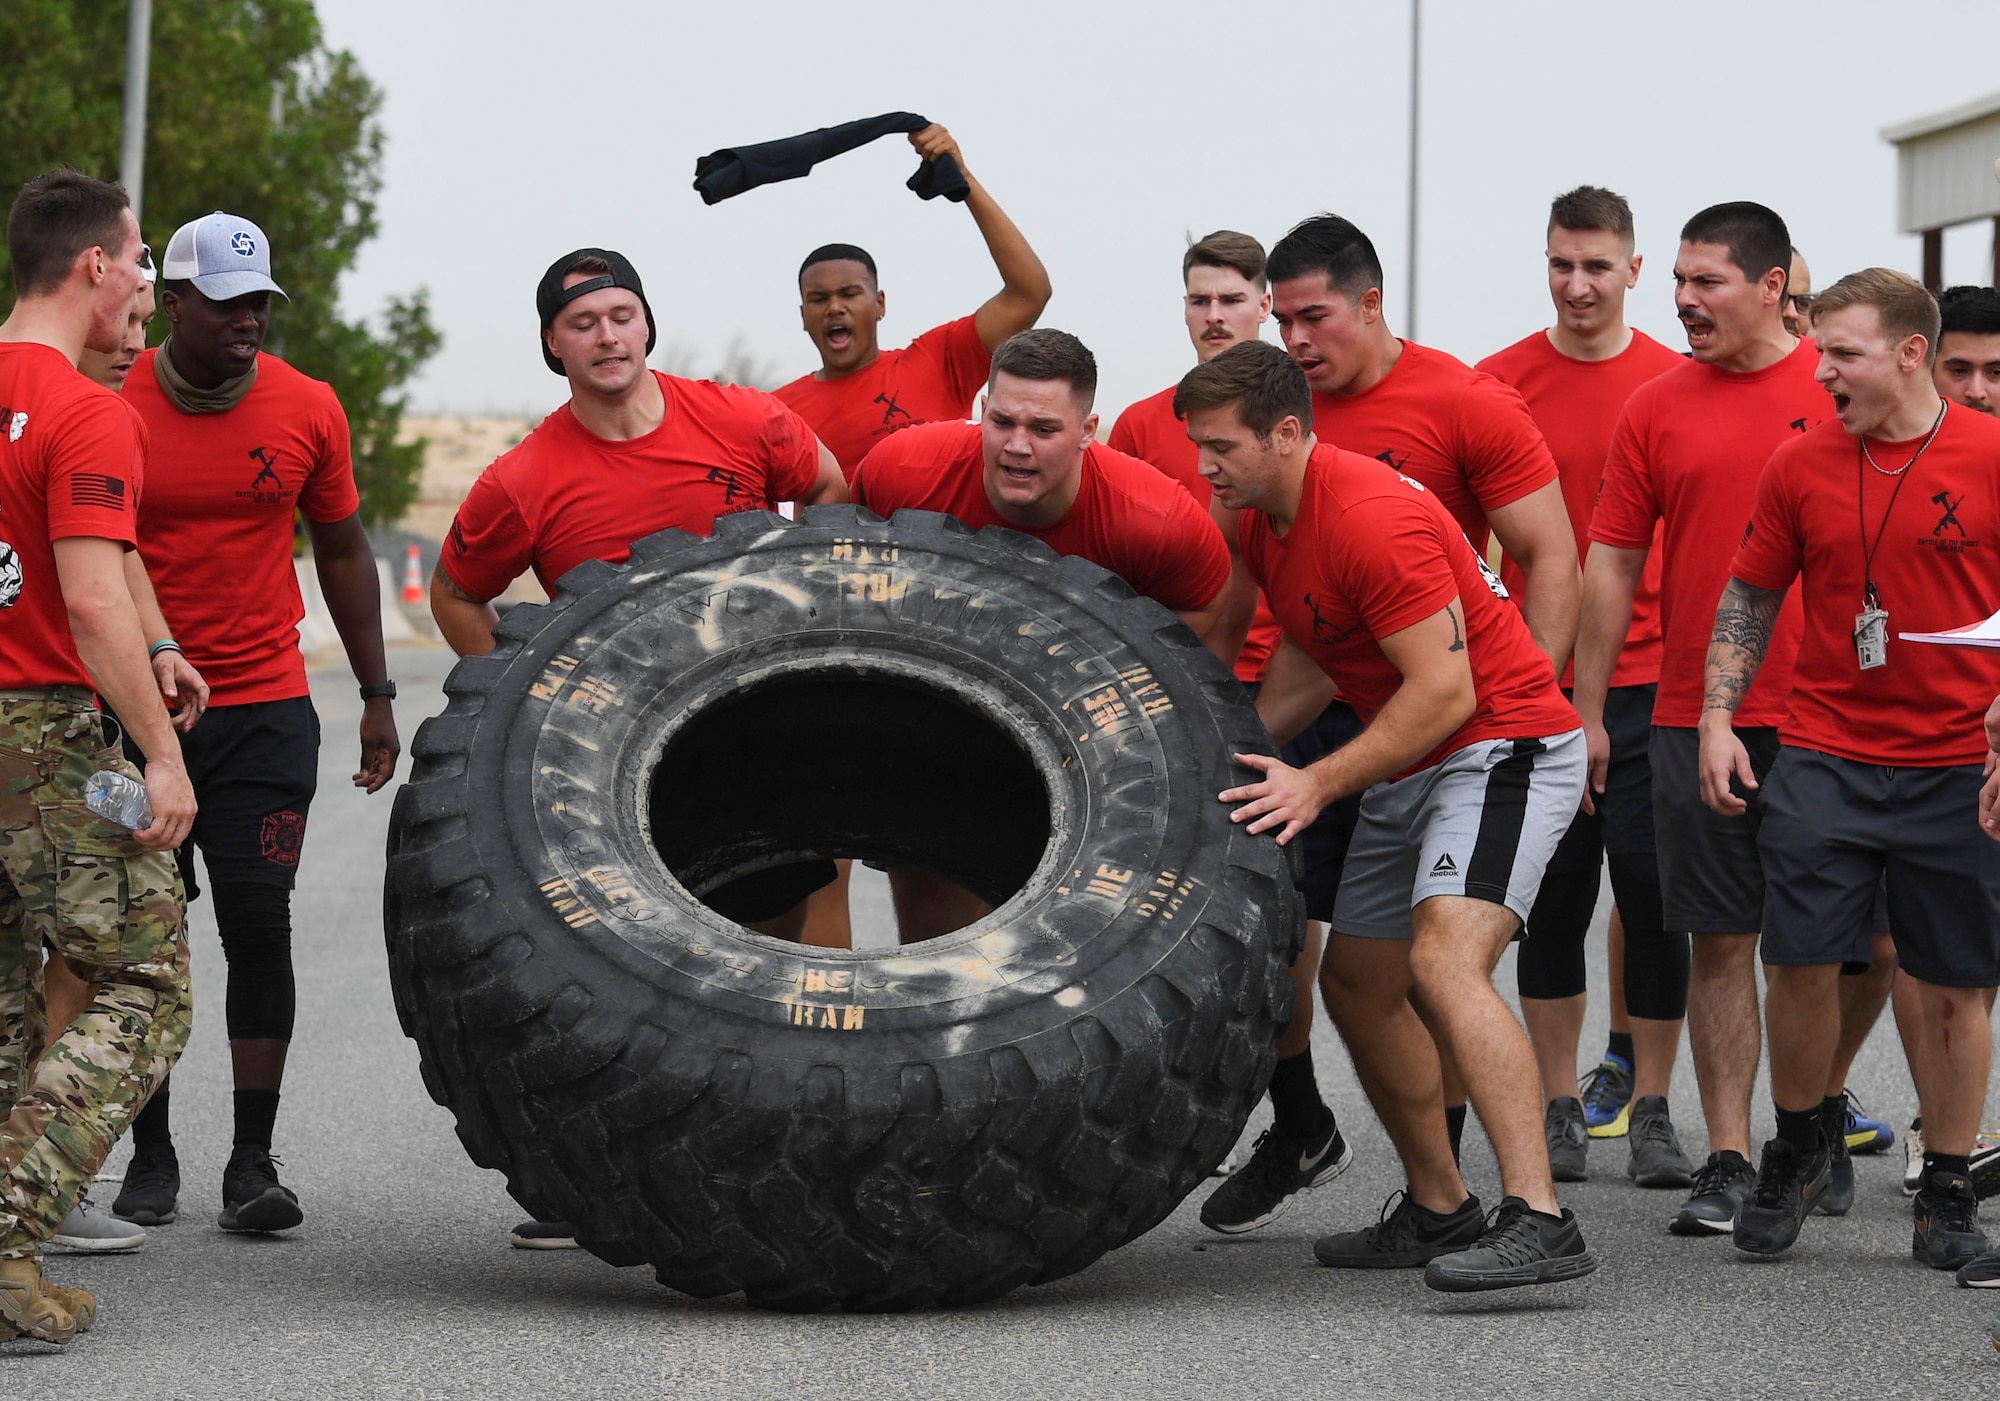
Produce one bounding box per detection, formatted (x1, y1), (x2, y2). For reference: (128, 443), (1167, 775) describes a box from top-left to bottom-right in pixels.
(1704, 577), (1785, 715)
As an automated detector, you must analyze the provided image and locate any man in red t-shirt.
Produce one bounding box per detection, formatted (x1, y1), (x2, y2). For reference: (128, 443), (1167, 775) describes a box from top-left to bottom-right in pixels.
(1578, 200), (1865, 1238)
(1181, 341), (1593, 1292)
(0, 168), (194, 1342)
(116, 211), (401, 1237)
(1267, 212), (1580, 1171)
(1703, 269), (1998, 1268)
(1936, 285), (2000, 417)
(775, 124), (1051, 476)
(1106, 230), (1349, 1236)
(853, 328), (1230, 944)
(1478, 187), (1690, 1187)
(435, 246), (845, 1253)
(1107, 229), (1283, 684)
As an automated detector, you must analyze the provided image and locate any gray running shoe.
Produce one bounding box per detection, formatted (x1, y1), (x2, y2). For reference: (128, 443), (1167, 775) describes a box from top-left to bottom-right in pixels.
(1959, 1245), (2000, 1288)
(1423, 1197), (1598, 1293)
(51, 1196), (145, 1253)
(1625, 1096), (1693, 1189)
(1545, 1096), (1587, 1183)
(1671, 1149), (1756, 1235)
(1903, 1117), (1925, 1197)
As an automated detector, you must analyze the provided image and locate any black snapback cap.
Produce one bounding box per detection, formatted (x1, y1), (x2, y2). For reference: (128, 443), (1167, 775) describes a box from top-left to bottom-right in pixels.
(535, 247), (657, 375)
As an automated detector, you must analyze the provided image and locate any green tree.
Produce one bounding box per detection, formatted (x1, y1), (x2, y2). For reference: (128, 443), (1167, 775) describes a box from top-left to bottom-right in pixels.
(0, 0), (440, 524)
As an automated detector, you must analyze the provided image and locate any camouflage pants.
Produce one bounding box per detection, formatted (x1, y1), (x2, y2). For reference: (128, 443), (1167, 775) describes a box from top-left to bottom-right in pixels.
(0, 689), (191, 1260)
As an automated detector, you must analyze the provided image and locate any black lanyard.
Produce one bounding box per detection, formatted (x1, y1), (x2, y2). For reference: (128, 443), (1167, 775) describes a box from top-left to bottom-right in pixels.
(1856, 401), (1946, 610)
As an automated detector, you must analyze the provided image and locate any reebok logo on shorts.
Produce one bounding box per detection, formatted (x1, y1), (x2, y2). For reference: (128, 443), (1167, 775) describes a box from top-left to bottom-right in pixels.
(1431, 853), (1459, 876)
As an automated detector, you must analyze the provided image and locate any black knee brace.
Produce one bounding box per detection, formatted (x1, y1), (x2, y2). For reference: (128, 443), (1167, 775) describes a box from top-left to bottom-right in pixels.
(1516, 869), (1598, 1001)
(211, 881), (296, 1042)
(1608, 852), (1689, 1021)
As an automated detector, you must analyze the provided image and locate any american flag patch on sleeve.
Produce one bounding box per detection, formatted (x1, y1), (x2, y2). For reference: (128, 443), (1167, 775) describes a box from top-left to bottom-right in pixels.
(70, 474), (127, 509)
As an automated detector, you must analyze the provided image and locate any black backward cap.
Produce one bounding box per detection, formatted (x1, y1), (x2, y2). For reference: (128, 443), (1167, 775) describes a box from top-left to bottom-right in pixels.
(535, 247), (657, 375)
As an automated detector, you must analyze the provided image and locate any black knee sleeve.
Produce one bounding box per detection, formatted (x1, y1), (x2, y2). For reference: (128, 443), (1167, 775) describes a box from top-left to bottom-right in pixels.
(211, 881), (296, 1042)
(1516, 869), (1597, 1000)
(1609, 853), (1689, 1021)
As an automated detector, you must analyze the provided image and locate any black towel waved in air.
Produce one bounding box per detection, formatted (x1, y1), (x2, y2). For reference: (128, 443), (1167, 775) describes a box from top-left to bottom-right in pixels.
(693, 112), (969, 206)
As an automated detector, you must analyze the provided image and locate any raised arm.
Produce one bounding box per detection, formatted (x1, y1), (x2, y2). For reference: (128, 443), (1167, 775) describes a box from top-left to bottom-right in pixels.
(909, 124), (1051, 352)
(1696, 576), (1787, 816)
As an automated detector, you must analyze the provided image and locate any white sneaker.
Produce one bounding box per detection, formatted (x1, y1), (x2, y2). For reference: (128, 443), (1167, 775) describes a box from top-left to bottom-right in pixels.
(1903, 1118), (1926, 1197)
(52, 1196), (146, 1252)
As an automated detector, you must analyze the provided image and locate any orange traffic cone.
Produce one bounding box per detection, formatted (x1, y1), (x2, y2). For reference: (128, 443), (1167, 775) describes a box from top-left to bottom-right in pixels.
(401, 544), (424, 605)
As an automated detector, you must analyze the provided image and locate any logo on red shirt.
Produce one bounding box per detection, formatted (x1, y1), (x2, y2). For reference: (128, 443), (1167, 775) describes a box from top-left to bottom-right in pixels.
(259, 809), (305, 866)
(0, 540), (20, 608)
(238, 446), (296, 506)
(1923, 489), (1977, 554)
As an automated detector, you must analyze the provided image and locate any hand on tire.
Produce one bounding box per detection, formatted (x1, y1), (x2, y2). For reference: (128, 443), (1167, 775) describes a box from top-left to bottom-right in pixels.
(1221, 752), (1327, 845)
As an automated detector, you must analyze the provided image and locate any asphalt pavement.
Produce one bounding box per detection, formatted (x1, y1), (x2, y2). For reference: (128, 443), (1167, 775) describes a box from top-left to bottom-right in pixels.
(14, 641), (1998, 1399)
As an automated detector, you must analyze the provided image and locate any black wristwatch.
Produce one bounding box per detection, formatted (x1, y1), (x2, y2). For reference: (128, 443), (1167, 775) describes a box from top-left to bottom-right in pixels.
(359, 680), (398, 701)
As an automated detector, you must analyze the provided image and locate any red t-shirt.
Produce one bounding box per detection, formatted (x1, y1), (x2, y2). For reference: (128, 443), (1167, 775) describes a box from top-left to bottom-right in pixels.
(851, 420), (1230, 614)
(1732, 402), (2000, 767)
(1477, 330), (1685, 688)
(1309, 339), (1559, 555)
(774, 316), (991, 476)
(123, 349), (356, 706)
(0, 343), (142, 690)
(1591, 340), (1823, 727)
(1107, 383), (1283, 683)
(1238, 443), (1577, 777)
(442, 372), (822, 601)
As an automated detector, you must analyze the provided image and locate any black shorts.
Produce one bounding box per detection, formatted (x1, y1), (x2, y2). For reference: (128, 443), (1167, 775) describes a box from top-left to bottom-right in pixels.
(1248, 695), (1364, 924)
(1651, 723), (1776, 935)
(1542, 682), (1658, 878)
(179, 697), (322, 891)
(1758, 748), (2000, 988)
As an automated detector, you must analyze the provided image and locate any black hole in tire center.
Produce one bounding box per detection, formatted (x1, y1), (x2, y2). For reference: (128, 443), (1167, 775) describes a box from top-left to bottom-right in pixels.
(647, 671), (1052, 920)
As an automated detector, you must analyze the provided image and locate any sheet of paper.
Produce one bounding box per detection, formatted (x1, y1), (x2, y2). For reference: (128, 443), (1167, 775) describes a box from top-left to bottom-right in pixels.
(1899, 607), (2000, 648)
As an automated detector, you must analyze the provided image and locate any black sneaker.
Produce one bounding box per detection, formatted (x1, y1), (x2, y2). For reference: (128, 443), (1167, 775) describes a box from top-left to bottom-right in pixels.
(1545, 1096), (1587, 1183)
(1625, 1096), (1694, 1189)
(1313, 1189), (1485, 1268)
(1670, 1150), (1756, 1235)
(1732, 1136), (1830, 1257)
(110, 1141), (180, 1226)
(1199, 1113), (1351, 1235)
(1423, 1196), (1598, 1292)
(1819, 1128), (1854, 1217)
(218, 1147), (304, 1234)
(1913, 1171), (1988, 1271)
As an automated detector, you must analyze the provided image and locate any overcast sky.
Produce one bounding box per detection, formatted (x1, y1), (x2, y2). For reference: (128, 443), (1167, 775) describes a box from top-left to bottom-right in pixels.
(316, 0), (2000, 422)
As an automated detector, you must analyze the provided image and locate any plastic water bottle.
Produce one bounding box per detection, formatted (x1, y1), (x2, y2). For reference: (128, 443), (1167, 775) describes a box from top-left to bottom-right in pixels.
(84, 770), (153, 830)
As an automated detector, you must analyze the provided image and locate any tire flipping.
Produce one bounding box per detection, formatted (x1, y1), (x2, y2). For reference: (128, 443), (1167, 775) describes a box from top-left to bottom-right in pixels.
(383, 506), (1304, 1310)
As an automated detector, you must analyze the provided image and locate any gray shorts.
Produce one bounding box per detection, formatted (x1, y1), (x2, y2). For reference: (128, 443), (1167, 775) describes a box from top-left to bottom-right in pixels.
(1331, 729), (1587, 940)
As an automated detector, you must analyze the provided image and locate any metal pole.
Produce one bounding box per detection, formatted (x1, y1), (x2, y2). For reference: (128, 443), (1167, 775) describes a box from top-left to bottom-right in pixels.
(120, 0), (153, 224)
(1406, 0), (1421, 338)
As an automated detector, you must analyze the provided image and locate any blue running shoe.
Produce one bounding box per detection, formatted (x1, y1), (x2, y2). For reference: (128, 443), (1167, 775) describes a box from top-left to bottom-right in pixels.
(1841, 1090), (1895, 1155)
(1580, 1054), (1634, 1139)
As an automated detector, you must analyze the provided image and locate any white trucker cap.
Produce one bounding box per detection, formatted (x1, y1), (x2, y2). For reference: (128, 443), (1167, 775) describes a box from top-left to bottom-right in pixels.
(160, 211), (288, 301)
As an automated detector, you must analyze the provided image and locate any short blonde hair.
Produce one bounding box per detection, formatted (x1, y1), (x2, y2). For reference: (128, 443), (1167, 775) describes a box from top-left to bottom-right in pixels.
(1810, 267), (1941, 365)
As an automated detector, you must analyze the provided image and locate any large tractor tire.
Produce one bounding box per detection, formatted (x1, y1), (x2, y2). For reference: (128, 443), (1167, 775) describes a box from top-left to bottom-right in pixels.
(383, 506), (1304, 1310)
